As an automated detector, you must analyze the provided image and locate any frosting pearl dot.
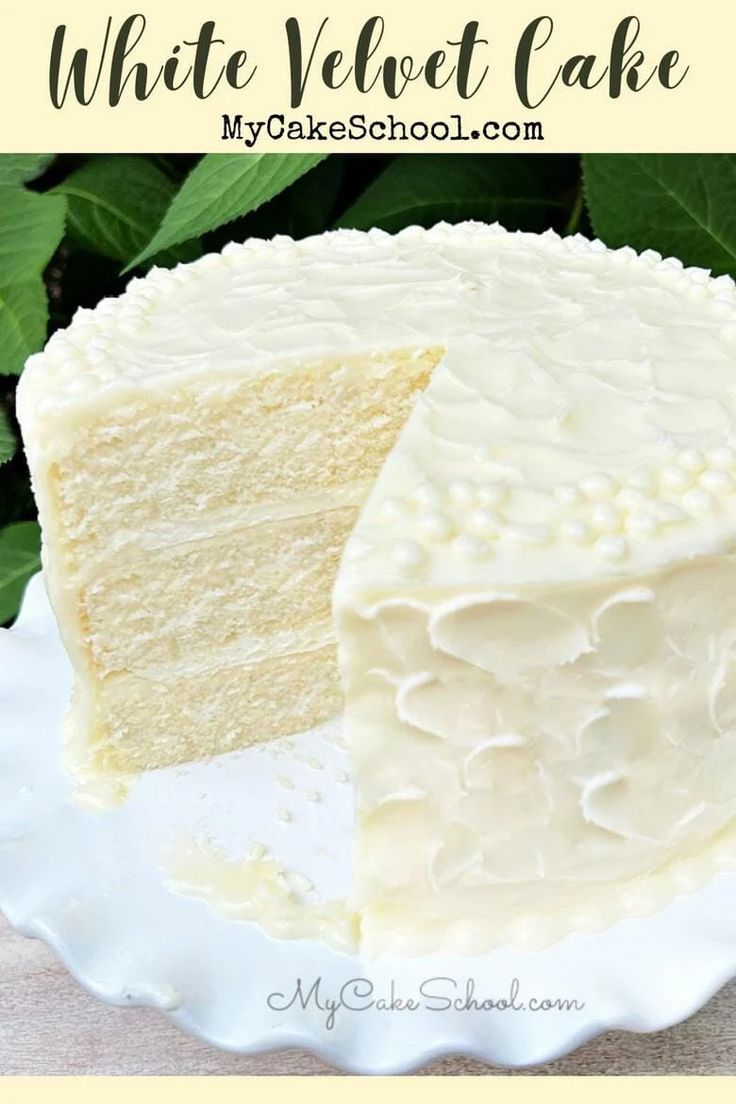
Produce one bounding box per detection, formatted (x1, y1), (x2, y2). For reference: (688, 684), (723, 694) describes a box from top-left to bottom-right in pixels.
(579, 472), (618, 500)
(470, 507), (501, 537)
(625, 511), (659, 537)
(627, 471), (657, 495)
(380, 497), (411, 522)
(418, 510), (454, 541)
(677, 447), (706, 473)
(661, 465), (692, 492)
(393, 539), (426, 574)
(655, 502), (687, 526)
(699, 470), (735, 495)
(682, 487), (715, 514)
(617, 487), (646, 510)
(505, 523), (551, 546)
(560, 519), (593, 544)
(555, 483), (583, 505)
(477, 483), (509, 507)
(413, 483), (441, 507)
(591, 502), (621, 533)
(706, 446), (736, 471)
(452, 534), (489, 562)
(595, 535), (629, 562)
(344, 536), (374, 562)
(449, 480), (475, 506)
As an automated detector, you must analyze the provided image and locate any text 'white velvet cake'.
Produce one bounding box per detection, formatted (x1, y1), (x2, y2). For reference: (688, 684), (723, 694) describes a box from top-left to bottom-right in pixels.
(17, 222), (736, 955)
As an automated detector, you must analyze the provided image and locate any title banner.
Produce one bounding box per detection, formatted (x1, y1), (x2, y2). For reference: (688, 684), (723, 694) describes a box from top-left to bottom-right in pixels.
(0, 0), (731, 151)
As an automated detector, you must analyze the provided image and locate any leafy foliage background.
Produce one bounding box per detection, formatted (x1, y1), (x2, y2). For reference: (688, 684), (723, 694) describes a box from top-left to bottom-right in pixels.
(1, 152), (734, 622)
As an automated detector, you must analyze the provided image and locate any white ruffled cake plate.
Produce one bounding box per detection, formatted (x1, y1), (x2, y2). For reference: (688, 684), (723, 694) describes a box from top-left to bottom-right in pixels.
(2, 574), (736, 1073)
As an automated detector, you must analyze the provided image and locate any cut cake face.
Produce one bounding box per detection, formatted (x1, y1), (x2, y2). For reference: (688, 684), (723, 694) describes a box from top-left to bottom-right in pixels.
(20, 344), (438, 775)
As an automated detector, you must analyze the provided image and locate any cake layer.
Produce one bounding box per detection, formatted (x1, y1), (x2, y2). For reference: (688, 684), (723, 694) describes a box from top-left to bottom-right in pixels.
(41, 348), (439, 552)
(69, 643), (341, 776)
(77, 505), (359, 675)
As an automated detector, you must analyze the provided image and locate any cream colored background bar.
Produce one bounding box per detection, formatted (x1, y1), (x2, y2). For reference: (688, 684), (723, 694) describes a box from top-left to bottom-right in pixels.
(1, 1076), (736, 1096)
(0, 0), (731, 152)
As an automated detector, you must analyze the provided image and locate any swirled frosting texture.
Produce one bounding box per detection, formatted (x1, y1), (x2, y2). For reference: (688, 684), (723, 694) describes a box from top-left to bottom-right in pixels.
(338, 562), (736, 956)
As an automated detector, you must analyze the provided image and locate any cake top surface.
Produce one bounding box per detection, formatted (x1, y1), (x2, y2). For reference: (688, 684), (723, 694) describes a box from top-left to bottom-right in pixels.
(19, 220), (736, 411)
(19, 220), (736, 585)
(335, 331), (736, 589)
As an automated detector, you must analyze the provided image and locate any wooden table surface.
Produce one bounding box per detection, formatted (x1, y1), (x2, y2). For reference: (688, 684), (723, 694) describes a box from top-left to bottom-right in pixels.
(1, 913), (735, 1075)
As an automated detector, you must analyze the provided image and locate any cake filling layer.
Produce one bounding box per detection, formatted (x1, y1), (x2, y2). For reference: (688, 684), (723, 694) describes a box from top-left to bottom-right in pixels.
(71, 643), (341, 776)
(77, 506), (359, 675)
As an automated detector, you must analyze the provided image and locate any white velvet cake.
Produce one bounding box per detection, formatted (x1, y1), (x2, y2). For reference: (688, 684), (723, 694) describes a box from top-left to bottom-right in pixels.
(17, 222), (736, 955)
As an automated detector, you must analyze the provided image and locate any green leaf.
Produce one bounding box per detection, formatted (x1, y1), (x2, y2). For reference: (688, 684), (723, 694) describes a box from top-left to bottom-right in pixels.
(0, 521), (41, 624)
(52, 155), (201, 268)
(0, 406), (15, 465)
(0, 186), (66, 283)
(248, 155), (345, 240)
(338, 155), (578, 233)
(208, 156), (346, 249)
(0, 443), (35, 526)
(129, 153), (326, 269)
(0, 155), (54, 187)
(0, 277), (49, 375)
(583, 154), (736, 278)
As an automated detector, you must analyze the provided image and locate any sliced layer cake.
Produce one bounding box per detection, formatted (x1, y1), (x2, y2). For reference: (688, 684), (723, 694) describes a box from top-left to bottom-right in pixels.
(18, 222), (736, 954)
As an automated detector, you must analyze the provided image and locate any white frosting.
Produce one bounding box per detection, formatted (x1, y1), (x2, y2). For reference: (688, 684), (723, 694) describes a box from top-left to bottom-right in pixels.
(18, 222), (736, 466)
(337, 559), (736, 955)
(166, 840), (358, 954)
(321, 224), (736, 955)
(18, 221), (736, 956)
